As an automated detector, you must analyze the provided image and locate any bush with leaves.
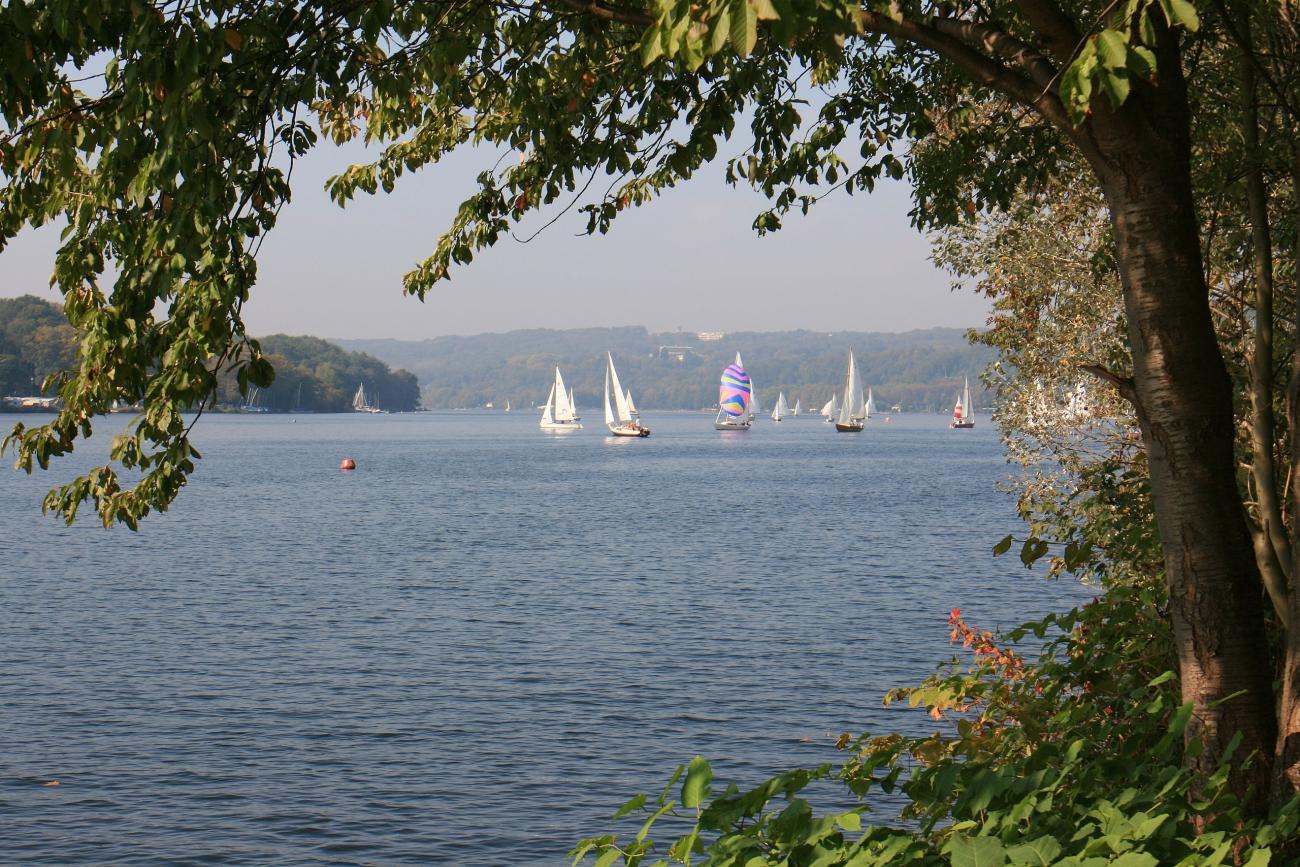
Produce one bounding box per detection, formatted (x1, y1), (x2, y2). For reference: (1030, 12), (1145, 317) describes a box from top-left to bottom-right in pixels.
(572, 586), (1299, 865)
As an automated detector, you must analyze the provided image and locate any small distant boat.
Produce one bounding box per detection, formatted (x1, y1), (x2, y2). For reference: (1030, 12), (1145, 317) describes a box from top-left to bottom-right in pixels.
(505, 399), (511, 412)
(540, 366), (583, 431)
(353, 383), (383, 414)
(714, 353), (753, 431)
(951, 377), (976, 428)
(604, 353), (650, 437)
(835, 351), (865, 432)
(771, 391), (791, 422)
(791, 399), (802, 417)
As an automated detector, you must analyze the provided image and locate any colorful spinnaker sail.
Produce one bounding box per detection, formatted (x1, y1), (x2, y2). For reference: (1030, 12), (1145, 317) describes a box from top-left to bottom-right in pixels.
(719, 354), (752, 418)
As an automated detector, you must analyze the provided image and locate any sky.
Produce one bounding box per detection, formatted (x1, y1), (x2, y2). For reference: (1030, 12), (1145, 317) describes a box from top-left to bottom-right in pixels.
(1, 138), (990, 340)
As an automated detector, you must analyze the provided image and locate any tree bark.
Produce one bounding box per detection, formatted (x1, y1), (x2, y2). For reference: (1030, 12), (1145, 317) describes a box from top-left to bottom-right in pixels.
(1277, 139), (1300, 808)
(1082, 73), (1277, 815)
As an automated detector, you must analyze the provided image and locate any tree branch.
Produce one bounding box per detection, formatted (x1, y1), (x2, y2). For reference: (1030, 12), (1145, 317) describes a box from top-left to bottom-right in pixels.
(550, 0), (654, 27)
(858, 10), (1087, 150)
(930, 18), (1060, 90)
(1010, 0), (1084, 63)
(1080, 363), (1139, 407)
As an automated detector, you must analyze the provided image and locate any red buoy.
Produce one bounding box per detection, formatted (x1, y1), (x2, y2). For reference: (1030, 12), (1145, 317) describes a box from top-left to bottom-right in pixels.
(340, 458), (356, 470)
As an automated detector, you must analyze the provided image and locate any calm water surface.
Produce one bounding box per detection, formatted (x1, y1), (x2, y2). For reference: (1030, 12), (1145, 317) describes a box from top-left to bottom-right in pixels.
(2, 411), (1092, 864)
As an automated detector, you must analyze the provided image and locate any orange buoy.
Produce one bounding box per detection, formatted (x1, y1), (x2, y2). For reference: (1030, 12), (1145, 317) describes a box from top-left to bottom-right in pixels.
(43, 780), (59, 787)
(340, 458), (356, 470)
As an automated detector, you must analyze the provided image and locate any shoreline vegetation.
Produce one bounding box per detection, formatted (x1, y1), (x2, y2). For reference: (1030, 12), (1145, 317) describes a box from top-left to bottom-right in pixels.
(2, 297), (989, 414)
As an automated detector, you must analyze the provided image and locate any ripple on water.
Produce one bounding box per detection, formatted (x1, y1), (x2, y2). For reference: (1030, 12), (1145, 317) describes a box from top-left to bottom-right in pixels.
(1, 412), (1092, 864)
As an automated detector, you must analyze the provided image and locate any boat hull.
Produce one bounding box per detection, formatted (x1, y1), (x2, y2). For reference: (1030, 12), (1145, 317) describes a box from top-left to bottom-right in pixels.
(835, 422), (864, 432)
(540, 421), (583, 431)
(608, 424), (650, 437)
(950, 420), (975, 429)
(714, 420), (751, 431)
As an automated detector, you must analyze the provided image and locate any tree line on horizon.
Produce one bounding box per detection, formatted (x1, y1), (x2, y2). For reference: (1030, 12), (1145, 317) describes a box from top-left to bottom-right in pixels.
(0, 297), (420, 413)
(338, 326), (993, 412)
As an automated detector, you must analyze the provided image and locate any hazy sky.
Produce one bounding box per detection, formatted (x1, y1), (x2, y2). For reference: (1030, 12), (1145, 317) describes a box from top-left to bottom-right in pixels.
(2, 140), (989, 340)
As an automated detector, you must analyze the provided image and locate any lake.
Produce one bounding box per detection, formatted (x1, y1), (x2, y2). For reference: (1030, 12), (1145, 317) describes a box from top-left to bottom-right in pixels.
(1, 410), (1092, 864)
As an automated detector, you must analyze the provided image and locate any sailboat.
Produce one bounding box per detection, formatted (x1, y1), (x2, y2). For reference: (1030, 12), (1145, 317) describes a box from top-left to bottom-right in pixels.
(835, 351), (866, 432)
(241, 385), (270, 413)
(505, 399), (511, 412)
(540, 367), (583, 431)
(604, 353), (650, 437)
(951, 377), (976, 429)
(714, 353), (753, 431)
(792, 399), (801, 417)
(823, 393), (839, 423)
(771, 391), (791, 422)
(352, 383), (382, 413)
(864, 388), (875, 420)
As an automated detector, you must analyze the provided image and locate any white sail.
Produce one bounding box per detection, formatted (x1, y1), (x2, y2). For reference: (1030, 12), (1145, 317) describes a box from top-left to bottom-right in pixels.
(792, 399), (801, 416)
(625, 389), (639, 418)
(962, 378), (973, 420)
(553, 367), (577, 421)
(749, 373), (758, 421)
(569, 387), (579, 419)
(352, 383), (367, 411)
(820, 398), (834, 417)
(604, 366), (616, 427)
(772, 391), (790, 421)
(839, 351), (862, 425)
(865, 388), (875, 419)
(607, 353), (633, 423)
(540, 383), (555, 425)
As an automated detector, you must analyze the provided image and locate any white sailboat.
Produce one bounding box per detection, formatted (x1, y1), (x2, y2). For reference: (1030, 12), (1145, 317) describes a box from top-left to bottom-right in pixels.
(865, 388), (875, 420)
(352, 383), (382, 414)
(792, 399), (801, 417)
(540, 366), (583, 431)
(604, 353), (650, 437)
(771, 391), (791, 422)
(505, 399), (511, 412)
(835, 351), (865, 432)
(951, 377), (976, 429)
(823, 394), (839, 423)
(715, 353), (753, 430)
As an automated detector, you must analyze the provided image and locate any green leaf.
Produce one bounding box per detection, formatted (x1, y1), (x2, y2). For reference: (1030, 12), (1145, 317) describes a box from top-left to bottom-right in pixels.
(836, 810), (862, 831)
(943, 834), (1007, 867)
(1160, 0), (1200, 30)
(992, 534), (1013, 556)
(729, 0), (758, 56)
(1109, 854), (1158, 867)
(1168, 701), (1194, 735)
(1095, 30), (1127, 69)
(681, 755), (712, 808)
(612, 793), (647, 819)
(1098, 68), (1132, 108)
(1006, 836), (1062, 866)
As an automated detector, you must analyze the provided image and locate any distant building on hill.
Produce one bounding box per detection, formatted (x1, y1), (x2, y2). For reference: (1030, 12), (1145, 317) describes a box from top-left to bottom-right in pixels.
(696, 331), (725, 342)
(658, 345), (696, 362)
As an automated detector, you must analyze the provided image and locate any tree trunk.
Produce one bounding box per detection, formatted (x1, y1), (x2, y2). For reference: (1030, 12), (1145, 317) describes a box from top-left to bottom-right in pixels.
(1083, 84), (1277, 815)
(1238, 38), (1291, 622)
(1277, 140), (1300, 808)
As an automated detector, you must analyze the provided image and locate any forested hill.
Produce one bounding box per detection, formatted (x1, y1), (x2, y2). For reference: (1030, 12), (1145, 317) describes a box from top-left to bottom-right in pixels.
(338, 327), (993, 412)
(0, 296), (420, 412)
